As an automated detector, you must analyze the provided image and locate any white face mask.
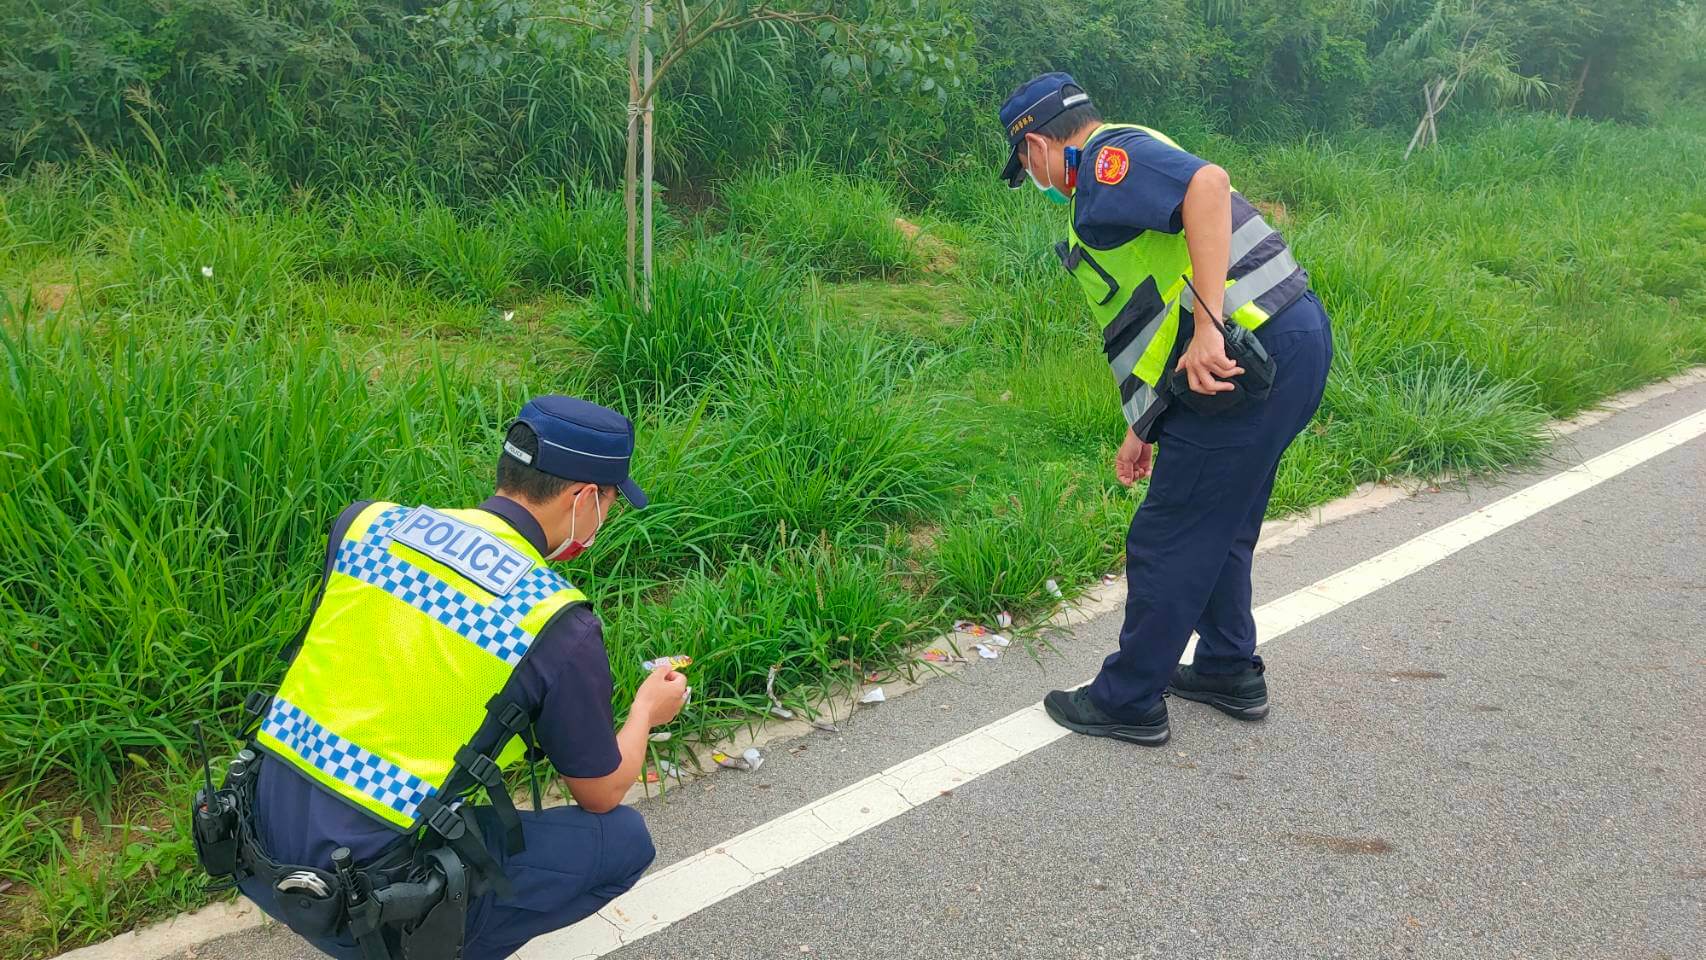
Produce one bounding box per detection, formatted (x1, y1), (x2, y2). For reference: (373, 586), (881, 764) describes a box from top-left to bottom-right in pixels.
(546, 485), (605, 562)
(1026, 141), (1071, 205)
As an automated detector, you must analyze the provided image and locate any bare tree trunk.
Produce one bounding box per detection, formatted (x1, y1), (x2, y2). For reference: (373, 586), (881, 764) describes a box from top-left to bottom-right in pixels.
(1565, 55), (1591, 119)
(642, 0), (655, 311)
(624, 1), (642, 296)
(1404, 81), (1434, 160)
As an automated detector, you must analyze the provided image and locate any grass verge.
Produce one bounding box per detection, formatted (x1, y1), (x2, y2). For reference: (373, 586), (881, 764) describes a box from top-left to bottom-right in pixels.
(3, 111), (1704, 959)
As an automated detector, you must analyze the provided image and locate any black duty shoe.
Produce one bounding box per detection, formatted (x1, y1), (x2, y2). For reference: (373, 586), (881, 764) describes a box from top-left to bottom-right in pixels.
(1043, 688), (1170, 746)
(1167, 662), (1269, 720)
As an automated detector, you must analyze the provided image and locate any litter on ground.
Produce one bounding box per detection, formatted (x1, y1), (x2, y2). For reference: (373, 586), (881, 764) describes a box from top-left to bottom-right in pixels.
(1046, 579), (1064, 598)
(973, 644), (999, 660)
(766, 664), (795, 719)
(712, 747), (765, 772)
(642, 654), (693, 672)
(860, 687), (887, 704)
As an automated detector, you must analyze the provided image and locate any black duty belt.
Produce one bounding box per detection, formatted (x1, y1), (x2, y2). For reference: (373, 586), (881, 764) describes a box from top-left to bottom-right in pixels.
(196, 749), (473, 960)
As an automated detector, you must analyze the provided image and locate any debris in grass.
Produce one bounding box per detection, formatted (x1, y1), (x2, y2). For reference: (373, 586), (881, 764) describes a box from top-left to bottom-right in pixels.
(1103, 573), (1118, 584)
(503, 310), (516, 322)
(0, 879), (11, 894)
(973, 644), (999, 660)
(921, 648), (965, 664)
(642, 760), (682, 783)
(997, 611), (1013, 629)
(642, 654), (692, 671)
(766, 664), (795, 719)
(988, 634), (1010, 647)
(200, 265), (213, 278)
(953, 620), (991, 637)
(649, 731), (672, 742)
(865, 669), (882, 682)
(712, 748), (765, 772)
(859, 687), (887, 704)
(1046, 579), (1064, 599)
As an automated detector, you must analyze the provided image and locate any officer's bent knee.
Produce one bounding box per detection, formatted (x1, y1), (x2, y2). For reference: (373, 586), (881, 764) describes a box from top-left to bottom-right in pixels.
(600, 805), (656, 869)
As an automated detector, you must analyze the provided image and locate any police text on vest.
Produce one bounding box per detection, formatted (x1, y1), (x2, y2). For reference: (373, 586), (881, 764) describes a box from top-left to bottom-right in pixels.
(391, 507), (536, 595)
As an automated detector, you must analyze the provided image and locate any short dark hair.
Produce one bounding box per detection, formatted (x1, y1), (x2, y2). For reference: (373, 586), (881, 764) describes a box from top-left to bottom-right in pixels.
(1012, 80), (1101, 144)
(496, 422), (576, 504)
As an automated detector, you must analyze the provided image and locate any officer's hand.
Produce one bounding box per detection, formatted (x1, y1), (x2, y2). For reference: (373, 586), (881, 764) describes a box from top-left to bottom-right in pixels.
(634, 667), (688, 728)
(1176, 323), (1244, 396)
(1115, 428), (1152, 487)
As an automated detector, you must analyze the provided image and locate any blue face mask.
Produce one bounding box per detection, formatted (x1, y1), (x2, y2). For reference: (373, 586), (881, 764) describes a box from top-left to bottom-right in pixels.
(1027, 150), (1071, 205)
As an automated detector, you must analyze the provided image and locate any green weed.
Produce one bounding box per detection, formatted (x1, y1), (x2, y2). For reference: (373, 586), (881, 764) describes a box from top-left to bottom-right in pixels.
(580, 239), (801, 402)
(724, 162), (920, 281)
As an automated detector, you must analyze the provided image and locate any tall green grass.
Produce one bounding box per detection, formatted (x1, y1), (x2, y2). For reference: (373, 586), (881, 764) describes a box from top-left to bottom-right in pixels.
(4, 111), (1706, 959)
(724, 163), (921, 281)
(580, 239), (801, 402)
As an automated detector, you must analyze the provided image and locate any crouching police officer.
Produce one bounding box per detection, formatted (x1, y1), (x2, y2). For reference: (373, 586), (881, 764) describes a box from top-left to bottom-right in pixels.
(996, 74), (1333, 745)
(192, 396), (685, 960)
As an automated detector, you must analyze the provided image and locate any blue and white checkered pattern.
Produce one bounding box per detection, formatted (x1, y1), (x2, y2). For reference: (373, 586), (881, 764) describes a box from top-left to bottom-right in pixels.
(336, 539), (536, 665)
(363, 504), (413, 542)
(261, 696), (436, 820)
(335, 505), (576, 667)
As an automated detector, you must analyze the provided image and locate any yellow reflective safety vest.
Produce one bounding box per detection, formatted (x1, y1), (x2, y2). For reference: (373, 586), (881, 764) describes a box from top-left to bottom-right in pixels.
(1060, 124), (1308, 440)
(255, 502), (587, 832)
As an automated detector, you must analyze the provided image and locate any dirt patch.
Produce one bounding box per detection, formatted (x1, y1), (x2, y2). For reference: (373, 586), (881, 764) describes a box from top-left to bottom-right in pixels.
(35, 283), (75, 312)
(907, 524), (941, 554)
(1287, 833), (1395, 855)
(894, 217), (957, 273)
(1253, 200), (1291, 225)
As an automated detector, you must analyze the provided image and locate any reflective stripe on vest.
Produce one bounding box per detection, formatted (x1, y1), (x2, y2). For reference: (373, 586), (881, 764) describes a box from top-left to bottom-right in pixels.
(255, 502), (587, 830)
(1063, 123), (1308, 437)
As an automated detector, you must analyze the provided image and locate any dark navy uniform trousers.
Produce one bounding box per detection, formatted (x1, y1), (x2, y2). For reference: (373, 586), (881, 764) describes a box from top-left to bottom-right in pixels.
(241, 804), (655, 960)
(1088, 291), (1333, 719)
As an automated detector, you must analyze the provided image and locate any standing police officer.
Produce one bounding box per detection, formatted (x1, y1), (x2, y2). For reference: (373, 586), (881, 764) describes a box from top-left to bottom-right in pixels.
(228, 396), (683, 959)
(997, 73), (1333, 746)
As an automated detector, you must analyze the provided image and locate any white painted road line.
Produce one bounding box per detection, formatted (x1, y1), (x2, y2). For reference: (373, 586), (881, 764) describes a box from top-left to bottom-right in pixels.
(520, 403), (1706, 959)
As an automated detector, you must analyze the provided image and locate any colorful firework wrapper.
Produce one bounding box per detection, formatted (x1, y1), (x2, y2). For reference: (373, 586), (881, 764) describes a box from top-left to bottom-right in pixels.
(642, 654), (693, 672)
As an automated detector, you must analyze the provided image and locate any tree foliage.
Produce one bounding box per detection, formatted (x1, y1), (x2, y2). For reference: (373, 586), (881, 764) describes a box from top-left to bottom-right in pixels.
(0, 0), (1697, 189)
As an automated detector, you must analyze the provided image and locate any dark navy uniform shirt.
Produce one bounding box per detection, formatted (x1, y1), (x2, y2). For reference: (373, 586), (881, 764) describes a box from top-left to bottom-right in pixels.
(252, 496), (622, 867)
(1071, 126), (1321, 341)
(1072, 127), (1207, 247)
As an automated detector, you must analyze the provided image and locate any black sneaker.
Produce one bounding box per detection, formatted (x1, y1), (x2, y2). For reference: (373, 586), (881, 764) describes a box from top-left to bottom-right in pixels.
(1043, 688), (1170, 746)
(1167, 662), (1269, 720)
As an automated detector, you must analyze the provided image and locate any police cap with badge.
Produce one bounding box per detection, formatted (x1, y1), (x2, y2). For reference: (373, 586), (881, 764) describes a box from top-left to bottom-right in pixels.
(998, 71), (1094, 188)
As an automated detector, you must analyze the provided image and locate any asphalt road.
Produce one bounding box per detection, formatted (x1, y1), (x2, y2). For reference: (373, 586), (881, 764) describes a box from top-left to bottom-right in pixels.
(182, 379), (1706, 960)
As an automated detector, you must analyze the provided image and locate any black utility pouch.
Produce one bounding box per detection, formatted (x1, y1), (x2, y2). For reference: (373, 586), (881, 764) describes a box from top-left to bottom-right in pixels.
(270, 865), (346, 939)
(1167, 300), (1277, 416)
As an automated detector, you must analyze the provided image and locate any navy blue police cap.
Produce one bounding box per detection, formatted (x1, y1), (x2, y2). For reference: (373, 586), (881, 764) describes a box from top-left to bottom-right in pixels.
(508, 396), (649, 509)
(998, 72), (1093, 188)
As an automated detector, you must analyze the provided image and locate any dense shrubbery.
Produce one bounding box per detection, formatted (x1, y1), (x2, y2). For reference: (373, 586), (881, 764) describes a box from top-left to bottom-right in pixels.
(5, 0), (1701, 200)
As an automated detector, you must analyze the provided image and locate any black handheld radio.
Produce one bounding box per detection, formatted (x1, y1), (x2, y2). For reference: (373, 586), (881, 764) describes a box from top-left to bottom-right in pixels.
(190, 721), (242, 879)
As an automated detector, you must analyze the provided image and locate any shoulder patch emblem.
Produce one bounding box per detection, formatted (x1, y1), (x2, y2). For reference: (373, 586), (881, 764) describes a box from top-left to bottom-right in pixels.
(1094, 146), (1130, 185)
